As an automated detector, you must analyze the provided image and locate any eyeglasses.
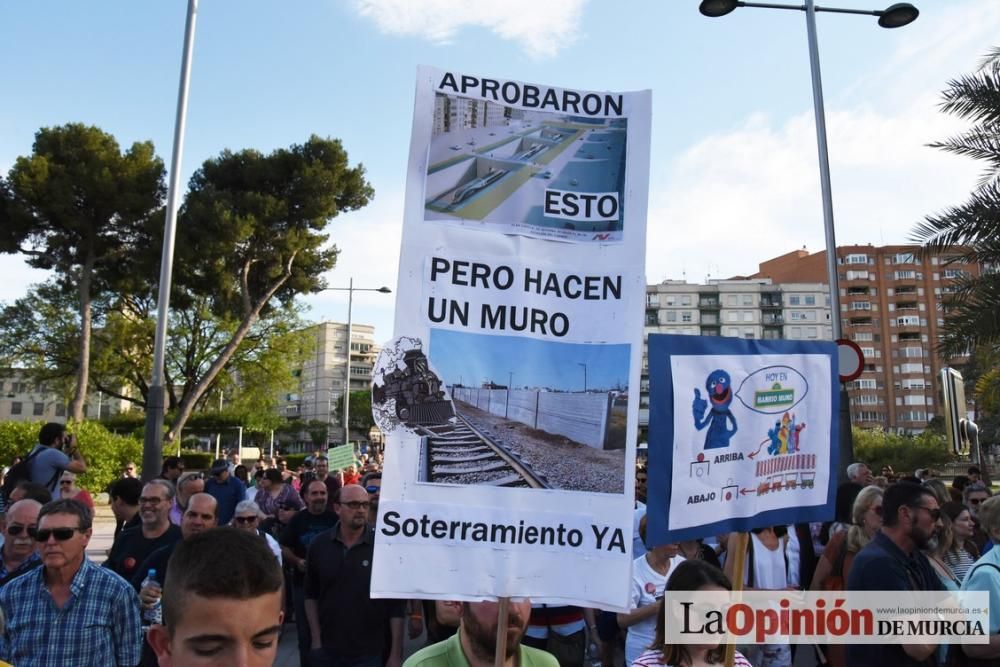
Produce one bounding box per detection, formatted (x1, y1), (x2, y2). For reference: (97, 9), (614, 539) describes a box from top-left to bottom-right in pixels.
(234, 516), (258, 524)
(139, 497), (165, 506)
(365, 485), (381, 494)
(34, 527), (85, 542)
(59, 481), (73, 486)
(969, 498), (986, 505)
(6, 525), (37, 537)
(341, 501), (371, 510)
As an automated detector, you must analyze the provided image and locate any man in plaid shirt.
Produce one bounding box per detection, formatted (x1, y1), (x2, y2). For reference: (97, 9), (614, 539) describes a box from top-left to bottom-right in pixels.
(0, 498), (142, 666)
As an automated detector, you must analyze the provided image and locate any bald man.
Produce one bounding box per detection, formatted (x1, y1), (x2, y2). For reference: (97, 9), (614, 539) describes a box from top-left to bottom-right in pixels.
(0, 500), (42, 587)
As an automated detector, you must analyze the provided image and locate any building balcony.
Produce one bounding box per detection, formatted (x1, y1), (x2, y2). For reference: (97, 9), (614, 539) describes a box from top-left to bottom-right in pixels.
(762, 315), (784, 325)
(759, 294), (782, 309)
(698, 298), (720, 310)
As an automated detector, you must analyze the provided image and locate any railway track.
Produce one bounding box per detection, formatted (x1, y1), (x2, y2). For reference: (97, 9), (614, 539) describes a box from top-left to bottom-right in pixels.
(416, 413), (550, 489)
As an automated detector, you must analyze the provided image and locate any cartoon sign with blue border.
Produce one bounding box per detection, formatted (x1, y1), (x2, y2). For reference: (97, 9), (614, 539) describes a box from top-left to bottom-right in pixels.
(646, 334), (838, 545)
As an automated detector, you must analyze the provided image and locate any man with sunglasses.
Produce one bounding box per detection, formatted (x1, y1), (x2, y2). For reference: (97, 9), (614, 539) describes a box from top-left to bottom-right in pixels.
(0, 498), (143, 666)
(0, 499), (42, 587)
(104, 480), (181, 580)
(847, 482), (944, 666)
(360, 471), (381, 524)
(232, 500), (282, 564)
(304, 484), (404, 667)
(963, 482), (992, 555)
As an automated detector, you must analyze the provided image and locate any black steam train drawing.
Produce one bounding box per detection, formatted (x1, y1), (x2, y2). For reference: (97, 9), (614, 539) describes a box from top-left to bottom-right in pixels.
(372, 349), (456, 425)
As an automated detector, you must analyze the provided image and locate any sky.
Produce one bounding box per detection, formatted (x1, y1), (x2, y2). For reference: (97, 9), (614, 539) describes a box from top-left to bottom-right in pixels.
(2, 0), (997, 345)
(429, 328), (630, 391)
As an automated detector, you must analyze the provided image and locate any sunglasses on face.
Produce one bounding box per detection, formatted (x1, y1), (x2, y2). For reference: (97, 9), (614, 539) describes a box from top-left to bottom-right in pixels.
(911, 505), (941, 521)
(35, 527), (85, 542)
(7, 524), (37, 537)
(365, 485), (380, 494)
(970, 498), (985, 505)
(139, 497), (165, 506)
(234, 516), (258, 524)
(341, 501), (371, 510)
(59, 481), (73, 486)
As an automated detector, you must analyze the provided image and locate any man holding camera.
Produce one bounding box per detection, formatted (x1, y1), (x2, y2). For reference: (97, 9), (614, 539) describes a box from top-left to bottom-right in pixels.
(28, 423), (87, 494)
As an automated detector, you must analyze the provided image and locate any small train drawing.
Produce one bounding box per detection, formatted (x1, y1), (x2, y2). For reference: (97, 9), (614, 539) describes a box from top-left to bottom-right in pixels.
(372, 349), (455, 424)
(755, 471), (816, 496)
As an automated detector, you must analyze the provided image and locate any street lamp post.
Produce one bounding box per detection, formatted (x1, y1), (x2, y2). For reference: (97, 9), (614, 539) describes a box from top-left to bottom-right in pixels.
(578, 363), (588, 393)
(698, 0), (918, 482)
(320, 279), (391, 447)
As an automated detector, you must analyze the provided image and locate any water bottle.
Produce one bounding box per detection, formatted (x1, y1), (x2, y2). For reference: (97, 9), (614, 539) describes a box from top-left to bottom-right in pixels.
(141, 569), (162, 626)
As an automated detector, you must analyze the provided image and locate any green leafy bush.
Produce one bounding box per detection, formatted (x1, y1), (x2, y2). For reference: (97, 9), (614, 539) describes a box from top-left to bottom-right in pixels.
(852, 427), (952, 476)
(0, 420), (142, 493)
(179, 450), (214, 470)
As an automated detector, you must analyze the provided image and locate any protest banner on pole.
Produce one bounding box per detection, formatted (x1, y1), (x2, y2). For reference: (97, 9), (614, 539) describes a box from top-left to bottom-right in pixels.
(326, 443), (355, 471)
(370, 66), (651, 609)
(645, 334), (838, 546)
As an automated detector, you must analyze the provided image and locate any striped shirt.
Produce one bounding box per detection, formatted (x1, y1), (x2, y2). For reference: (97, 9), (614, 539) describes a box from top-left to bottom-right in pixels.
(632, 648), (752, 666)
(0, 558), (142, 666)
(944, 547), (977, 583)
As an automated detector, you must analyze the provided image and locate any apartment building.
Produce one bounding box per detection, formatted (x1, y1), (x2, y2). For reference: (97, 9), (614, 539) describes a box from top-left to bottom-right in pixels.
(0, 369), (129, 423)
(753, 245), (982, 433)
(279, 322), (379, 444)
(641, 279), (831, 435)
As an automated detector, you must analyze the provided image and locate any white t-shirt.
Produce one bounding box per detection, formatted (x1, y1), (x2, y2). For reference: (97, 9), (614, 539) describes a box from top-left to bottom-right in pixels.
(633, 503), (647, 559)
(626, 554), (685, 665)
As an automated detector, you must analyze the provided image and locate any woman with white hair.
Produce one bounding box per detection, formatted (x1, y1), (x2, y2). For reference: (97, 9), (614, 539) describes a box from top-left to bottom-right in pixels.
(230, 500), (282, 564)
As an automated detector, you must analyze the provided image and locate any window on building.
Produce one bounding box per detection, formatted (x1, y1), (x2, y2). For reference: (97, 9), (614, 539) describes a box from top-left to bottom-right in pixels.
(854, 379), (877, 390)
(680, 295), (692, 306)
(743, 312), (753, 322)
(741, 295), (753, 306)
(806, 327), (818, 338)
(727, 295), (737, 306)
(788, 295), (801, 305)
(681, 312), (693, 323)
(10, 402), (22, 415)
(33, 402), (44, 416)
(55, 403), (65, 417)
(728, 312), (738, 322)
(666, 311), (677, 322)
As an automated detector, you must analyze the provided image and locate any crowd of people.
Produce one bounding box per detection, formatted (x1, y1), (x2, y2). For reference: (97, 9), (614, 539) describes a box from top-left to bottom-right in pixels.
(0, 421), (998, 667)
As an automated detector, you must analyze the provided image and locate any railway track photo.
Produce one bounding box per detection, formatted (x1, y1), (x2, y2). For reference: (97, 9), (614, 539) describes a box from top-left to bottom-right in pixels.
(415, 413), (550, 489)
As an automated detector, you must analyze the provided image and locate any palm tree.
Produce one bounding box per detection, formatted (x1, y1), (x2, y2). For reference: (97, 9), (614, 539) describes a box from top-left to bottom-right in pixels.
(911, 49), (1000, 357)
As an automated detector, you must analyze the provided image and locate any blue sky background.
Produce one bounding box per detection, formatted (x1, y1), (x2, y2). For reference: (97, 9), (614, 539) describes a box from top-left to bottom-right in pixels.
(429, 328), (630, 391)
(2, 1), (998, 343)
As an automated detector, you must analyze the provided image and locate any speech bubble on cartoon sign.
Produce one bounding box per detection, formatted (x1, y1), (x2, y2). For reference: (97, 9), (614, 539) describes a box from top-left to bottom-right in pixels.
(735, 365), (810, 415)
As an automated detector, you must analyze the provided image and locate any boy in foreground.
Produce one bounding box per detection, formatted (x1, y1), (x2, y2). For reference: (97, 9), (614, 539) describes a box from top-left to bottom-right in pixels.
(147, 528), (284, 666)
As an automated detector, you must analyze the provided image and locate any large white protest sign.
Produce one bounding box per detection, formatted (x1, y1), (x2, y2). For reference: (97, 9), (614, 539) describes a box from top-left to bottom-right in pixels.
(370, 66), (650, 609)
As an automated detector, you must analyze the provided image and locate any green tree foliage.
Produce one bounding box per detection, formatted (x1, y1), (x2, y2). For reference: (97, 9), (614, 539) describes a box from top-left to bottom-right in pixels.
(334, 389), (375, 439)
(0, 420), (142, 493)
(163, 136), (373, 441)
(852, 427), (952, 475)
(0, 124), (165, 421)
(911, 51), (1000, 356)
(304, 420), (329, 448)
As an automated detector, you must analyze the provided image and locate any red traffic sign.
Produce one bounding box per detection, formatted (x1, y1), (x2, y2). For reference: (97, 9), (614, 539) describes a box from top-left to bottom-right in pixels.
(836, 338), (865, 383)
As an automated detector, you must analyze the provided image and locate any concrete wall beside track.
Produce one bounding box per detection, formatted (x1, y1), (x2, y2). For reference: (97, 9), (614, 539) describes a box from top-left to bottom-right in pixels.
(449, 386), (615, 450)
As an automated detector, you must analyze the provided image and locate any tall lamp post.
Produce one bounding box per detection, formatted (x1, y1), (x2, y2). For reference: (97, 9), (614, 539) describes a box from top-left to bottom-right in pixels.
(578, 363), (588, 393)
(699, 0), (918, 483)
(321, 279), (391, 447)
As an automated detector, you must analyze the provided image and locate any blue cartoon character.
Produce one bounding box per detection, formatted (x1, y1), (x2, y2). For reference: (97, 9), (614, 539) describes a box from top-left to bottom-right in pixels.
(692, 369), (738, 450)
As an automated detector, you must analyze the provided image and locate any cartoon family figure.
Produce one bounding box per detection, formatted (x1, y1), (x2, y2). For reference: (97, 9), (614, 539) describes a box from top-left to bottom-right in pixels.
(767, 412), (806, 455)
(692, 369), (738, 450)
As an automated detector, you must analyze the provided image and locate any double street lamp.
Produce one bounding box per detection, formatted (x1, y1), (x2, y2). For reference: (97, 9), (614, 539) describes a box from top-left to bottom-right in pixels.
(321, 279), (391, 447)
(698, 0), (918, 480)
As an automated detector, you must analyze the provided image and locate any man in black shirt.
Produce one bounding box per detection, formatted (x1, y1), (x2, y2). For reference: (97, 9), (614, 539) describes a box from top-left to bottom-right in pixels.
(281, 479), (339, 667)
(304, 483), (404, 667)
(104, 480), (181, 581)
(847, 482), (944, 666)
(109, 477), (142, 540)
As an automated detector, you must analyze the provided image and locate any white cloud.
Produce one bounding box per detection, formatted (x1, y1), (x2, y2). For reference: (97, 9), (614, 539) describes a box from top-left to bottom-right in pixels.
(350, 0), (586, 59)
(646, 2), (998, 284)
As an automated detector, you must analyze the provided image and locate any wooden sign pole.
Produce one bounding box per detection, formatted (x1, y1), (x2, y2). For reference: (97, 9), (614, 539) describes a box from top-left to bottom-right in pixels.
(724, 532), (750, 667)
(494, 597), (511, 667)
